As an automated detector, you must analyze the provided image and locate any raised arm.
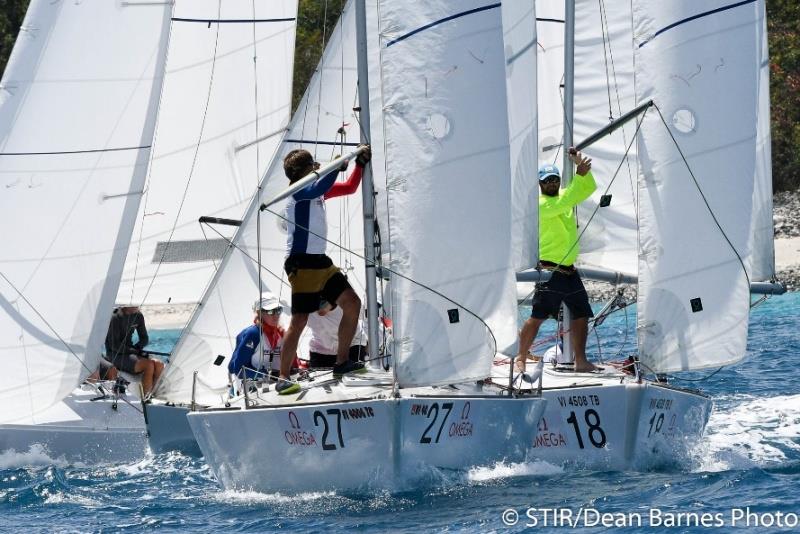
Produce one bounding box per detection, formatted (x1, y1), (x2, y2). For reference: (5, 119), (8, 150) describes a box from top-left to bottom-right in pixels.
(324, 164), (363, 199)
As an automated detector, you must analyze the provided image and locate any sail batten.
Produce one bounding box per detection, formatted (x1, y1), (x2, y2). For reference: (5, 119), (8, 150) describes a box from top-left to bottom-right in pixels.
(155, 1), (368, 404)
(0, 0), (172, 422)
(378, 0), (518, 387)
(633, 0), (761, 373)
(117, 0), (298, 307)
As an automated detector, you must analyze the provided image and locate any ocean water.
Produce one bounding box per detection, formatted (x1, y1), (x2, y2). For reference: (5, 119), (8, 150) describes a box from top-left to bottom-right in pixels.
(1, 293), (798, 533)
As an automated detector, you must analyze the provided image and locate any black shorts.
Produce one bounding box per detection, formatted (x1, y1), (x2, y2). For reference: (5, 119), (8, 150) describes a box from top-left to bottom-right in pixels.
(110, 352), (141, 374)
(308, 345), (366, 368)
(531, 269), (594, 320)
(284, 254), (352, 314)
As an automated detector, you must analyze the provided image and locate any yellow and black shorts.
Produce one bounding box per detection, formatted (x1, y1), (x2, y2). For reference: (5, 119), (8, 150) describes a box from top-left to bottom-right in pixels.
(284, 254), (351, 314)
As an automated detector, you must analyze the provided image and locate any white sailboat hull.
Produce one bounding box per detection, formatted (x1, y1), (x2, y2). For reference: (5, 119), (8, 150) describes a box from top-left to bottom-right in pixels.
(0, 385), (147, 464)
(143, 401), (200, 456)
(496, 365), (712, 470)
(188, 392), (544, 492)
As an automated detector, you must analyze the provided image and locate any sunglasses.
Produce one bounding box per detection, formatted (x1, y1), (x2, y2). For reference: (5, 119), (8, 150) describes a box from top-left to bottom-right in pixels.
(540, 176), (560, 184)
(259, 307), (283, 316)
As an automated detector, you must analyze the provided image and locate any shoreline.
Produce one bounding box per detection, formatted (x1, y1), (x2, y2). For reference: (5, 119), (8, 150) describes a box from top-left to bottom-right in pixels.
(143, 198), (800, 328)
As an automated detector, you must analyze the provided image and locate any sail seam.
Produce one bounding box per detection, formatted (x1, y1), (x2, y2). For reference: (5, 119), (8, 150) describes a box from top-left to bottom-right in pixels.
(638, 0), (757, 48)
(0, 145), (151, 156)
(171, 17), (295, 24)
(385, 3), (501, 48)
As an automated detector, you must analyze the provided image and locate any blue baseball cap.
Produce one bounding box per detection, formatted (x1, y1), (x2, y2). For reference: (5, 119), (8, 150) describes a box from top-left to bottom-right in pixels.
(538, 164), (560, 181)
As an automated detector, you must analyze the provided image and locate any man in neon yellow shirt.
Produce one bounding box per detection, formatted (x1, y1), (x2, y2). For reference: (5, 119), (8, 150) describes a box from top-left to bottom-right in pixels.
(516, 147), (598, 373)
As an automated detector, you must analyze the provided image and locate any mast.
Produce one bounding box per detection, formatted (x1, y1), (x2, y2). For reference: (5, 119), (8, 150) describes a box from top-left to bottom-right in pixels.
(561, 0), (576, 363)
(355, 0), (380, 365)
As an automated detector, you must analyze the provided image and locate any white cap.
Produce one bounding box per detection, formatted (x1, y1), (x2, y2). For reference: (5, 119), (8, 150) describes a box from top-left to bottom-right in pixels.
(253, 293), (282, 312)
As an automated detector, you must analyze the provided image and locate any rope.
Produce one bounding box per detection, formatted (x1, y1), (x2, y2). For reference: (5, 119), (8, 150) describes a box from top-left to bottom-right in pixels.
(260, 205), (501, 362)
(135, 0), (223, 306)
(652, 104), (751, 291)
(0, 271), (95, 378)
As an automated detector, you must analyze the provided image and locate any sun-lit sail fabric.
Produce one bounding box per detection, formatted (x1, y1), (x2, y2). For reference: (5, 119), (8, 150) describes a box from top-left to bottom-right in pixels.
(750, 0), (775, 282)
(154, 1), (372, 404)
(535, 1), (565, 169)
(573, 0), (638, 276)
(633, 0), (760, 372)
(0, 0), (170, 422)
(503, 1), (538, 271)
(117, 0), (297, 307)
(379, 1), (518, 387)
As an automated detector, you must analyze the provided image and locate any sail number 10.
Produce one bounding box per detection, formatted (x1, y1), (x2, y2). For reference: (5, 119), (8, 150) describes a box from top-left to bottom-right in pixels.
(566, 409), (607, 449)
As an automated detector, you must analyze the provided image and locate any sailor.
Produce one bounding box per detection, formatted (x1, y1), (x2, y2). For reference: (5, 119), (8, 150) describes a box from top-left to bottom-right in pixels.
(305, 300), (368, 368)
(276, 145), (372, 394)
(105, 303), (164, 395)
(516, 147), (599, 374)
(229, 294), (287, 382)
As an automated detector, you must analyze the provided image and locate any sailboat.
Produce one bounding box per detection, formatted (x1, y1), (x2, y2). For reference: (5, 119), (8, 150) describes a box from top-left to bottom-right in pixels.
(182, 0), (546, 492)
(504, 0), (784, 469)
(0, 0), (298, 463)
(127, 0), (299, 455)
(0, 0), (171, 462)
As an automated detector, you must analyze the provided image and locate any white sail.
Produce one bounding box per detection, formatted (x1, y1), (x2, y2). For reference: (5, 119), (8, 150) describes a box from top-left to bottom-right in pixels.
(117, 0), (297, 306)
(633, 0), (760, 372)
(378, 1), (518, 387)
(750, 0), (774, 281)
(573, 0), (639, 276)
(155, 1), (370, 404)
(535, 1), (565, 167)
(503, 1), (538, 271)
(0, 0), (171, 422)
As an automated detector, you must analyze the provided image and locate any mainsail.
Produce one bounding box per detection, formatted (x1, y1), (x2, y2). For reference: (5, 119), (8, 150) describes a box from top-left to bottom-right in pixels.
(378, 1), (519, 387)
(0, 0), (171, 422)
(634, 0), (761, 372)
(154, 0), (370, 404)
(118, 0), (297, 306)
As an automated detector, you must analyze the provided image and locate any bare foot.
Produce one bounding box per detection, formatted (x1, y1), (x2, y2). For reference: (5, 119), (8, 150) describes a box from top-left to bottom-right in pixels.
(574, 362), (599, 373)
(514, 356), (527, 373)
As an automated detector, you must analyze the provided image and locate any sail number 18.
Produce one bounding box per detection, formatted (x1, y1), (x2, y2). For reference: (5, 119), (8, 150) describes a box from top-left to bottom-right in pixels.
(566, 409), (607, 449)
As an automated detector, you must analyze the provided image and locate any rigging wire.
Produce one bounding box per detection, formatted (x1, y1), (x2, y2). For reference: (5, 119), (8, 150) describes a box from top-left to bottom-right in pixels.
(136, 0), (223, 307)
(258, 206), (501, 362)
(652, 104), (752, 290)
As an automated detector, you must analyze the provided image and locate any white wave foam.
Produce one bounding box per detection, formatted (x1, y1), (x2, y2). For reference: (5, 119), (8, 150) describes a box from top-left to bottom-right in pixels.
(211, 489), (335, 504)
(694, 393), (800, 472)
(467, 459), (564, 482)
(43, 491), (99, 507)
(0, 444), (68, 470)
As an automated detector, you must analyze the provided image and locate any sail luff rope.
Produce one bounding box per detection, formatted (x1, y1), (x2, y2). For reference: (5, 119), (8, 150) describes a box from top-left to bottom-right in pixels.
(252, 0), (266, 333)
(597, 0), (639, 213)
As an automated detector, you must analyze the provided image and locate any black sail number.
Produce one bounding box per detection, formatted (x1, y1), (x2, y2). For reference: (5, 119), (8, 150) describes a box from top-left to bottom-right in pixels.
(313, 408), (345, 451)
(420, 402), (453, 444)
(566, 409), (607, 449)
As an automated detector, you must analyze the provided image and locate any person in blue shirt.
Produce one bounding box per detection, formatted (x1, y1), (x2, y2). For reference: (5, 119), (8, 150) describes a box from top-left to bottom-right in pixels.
(229, 294), (286, 383)
(276, 145), (371, 395)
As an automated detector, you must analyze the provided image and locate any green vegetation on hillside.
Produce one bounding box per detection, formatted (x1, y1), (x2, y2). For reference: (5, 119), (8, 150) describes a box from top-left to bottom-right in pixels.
(0, 1), (797, 190)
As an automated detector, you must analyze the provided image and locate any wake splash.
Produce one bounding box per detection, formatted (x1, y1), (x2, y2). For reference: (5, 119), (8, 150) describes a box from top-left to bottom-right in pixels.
(0, 444), (68, 470)
(467, 459), (564, 482)
(692, 393), (800, 472)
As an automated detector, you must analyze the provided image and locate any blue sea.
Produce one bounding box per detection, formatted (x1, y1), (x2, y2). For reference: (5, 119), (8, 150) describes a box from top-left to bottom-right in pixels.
(1, 293), (798, 533)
